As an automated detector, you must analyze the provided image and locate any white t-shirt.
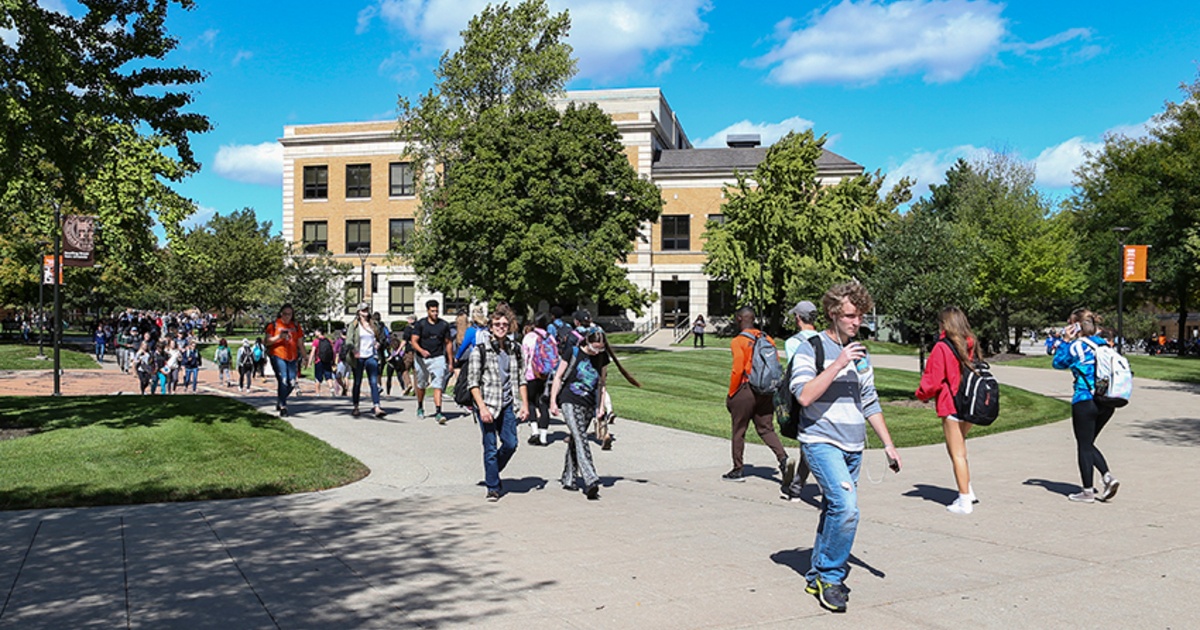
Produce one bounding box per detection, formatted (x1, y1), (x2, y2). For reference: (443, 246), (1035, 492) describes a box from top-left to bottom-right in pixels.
(357, 325), (376, 359)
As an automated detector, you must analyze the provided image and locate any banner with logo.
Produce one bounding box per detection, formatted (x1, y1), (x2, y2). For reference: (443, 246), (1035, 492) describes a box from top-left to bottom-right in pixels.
(42, 255), (63, 285)
(1123, 245), (1148, 282)
(62, 215), (96, 267)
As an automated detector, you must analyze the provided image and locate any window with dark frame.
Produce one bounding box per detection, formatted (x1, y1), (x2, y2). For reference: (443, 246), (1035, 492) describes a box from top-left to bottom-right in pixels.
(707, 280), (736, 317)
(302, 221), (328, 254)
(303, 165), (328, 199)
(661, 215), (690, 251)
(345, 220), (371, 253)
(389, 218), (415, 250)
(344, 282), (363, 315)
(389, 282), (415, 315)
(443, 288), (471, 316)
(346, 164), (371, 199)
(707, 213), (726, 226)
(389, 162), (415, 197)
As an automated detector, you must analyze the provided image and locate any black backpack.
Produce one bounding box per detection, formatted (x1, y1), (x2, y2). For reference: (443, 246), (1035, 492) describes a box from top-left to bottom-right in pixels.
(941, 339), (1000, 426)
(317, 337), (334, 365)
(453, 343), (487, 408)
(775, 335), (824, 440)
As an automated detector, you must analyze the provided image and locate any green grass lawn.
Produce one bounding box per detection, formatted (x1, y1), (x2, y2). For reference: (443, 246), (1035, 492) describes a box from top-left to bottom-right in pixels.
(606, 331), (641, 345)
(0, 396), (368, 510)
(997, 353), (1200, 384)
(0, 343), (99, 371)
(609, 349), (1070, 449)
(674, 334), (918, 356)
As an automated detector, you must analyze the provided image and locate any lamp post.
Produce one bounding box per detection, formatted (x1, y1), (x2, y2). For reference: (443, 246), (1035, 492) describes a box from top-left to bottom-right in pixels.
(36, 240), (49, 359)
(356, 247), (369, 308)
(1113, 226), (1131, 355)
(52, 201), (62, 396)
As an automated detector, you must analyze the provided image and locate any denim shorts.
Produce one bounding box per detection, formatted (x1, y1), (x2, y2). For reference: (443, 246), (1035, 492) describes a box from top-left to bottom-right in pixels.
(415, 355), (447, 390)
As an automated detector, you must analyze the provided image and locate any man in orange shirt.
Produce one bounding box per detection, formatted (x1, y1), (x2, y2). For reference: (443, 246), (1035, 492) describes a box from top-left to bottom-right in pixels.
(724, 306), (791, 483)
(264, 303), (304, 417)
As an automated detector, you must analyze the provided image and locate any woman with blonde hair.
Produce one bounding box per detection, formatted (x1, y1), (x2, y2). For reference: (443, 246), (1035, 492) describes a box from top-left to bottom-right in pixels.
(916, 307), (980, 514)
(1050, 308), (1120, 503)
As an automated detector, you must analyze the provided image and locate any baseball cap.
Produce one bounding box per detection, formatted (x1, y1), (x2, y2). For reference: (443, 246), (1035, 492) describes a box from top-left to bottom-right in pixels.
(573, 308), (592, 323)
(356, 302), (369, 312)
(788, 300), (818, 321)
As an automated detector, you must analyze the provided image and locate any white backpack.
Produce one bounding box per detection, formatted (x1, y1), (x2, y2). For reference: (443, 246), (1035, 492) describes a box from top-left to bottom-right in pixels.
(1080, 338), (1132, 407)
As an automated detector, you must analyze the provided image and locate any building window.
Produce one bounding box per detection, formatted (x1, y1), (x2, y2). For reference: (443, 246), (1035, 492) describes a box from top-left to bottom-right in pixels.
(302, 221), (328, 254)
(707, 280), (736, 317)
(346, 220), (371, 253)
(661, 215), (690, 251)
(346, 164), (371, 199)
(389, 282), (415, 316)
(389, 218), (415, 250)
(390, 162), (415, 197)
(444, 288), (471, 316)
(303, 166), (328, 199)
(707, 214), (726, 226)
(344, 282), (363, 315)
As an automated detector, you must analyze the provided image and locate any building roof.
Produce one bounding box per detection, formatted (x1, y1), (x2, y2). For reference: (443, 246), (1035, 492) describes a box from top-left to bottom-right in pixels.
(652, 146), (863, 176)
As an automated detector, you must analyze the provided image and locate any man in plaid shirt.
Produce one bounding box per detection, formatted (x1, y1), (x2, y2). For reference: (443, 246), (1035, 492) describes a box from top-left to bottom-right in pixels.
(468, 311), (530, 501)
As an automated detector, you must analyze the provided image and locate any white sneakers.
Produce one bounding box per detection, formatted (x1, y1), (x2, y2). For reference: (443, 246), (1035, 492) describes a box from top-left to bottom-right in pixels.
(947, 495), (974, 514)
(1099, 473), (1120, 502)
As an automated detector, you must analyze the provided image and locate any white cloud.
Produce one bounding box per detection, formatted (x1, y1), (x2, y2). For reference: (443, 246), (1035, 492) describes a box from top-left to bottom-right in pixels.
(1032, 136), (1100, 188)
(1007, 27), (1091, 54)
(756, 0), (1008, 85)
(358, 0), (711, 81)
(232, 50), (253, 66)
(199, 28), (219, 49)
(213, 142), (283, 186)
(379, 51), (419, 83)
(885, 144), (988, 199)
(183, 205), (219, 230)
(694, 116), (815, 148)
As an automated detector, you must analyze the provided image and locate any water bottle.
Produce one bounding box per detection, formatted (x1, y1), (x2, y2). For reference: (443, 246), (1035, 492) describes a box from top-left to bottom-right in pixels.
(854, 351), (870, 375)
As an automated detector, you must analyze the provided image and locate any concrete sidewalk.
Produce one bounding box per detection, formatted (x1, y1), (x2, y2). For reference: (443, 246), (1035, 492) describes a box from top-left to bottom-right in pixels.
(2, 355), (1198, 628)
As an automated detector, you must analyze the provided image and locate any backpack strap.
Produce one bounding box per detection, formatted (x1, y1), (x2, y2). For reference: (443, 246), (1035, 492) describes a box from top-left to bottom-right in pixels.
(806, 334), (825, 376)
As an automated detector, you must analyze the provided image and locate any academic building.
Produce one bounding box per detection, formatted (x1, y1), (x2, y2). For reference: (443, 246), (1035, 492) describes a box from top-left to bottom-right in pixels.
(279, 88), (864, 329)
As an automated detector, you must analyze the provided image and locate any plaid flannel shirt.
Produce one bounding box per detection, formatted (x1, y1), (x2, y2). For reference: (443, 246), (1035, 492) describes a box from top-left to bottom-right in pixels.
(467, 337), (526, 416)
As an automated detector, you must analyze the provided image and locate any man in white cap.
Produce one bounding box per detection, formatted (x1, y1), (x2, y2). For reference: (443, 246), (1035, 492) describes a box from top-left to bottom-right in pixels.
(783, 300), (820, 501)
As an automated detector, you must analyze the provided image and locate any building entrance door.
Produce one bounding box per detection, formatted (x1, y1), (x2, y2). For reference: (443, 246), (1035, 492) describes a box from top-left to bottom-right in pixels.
(661, 281), (689, 329)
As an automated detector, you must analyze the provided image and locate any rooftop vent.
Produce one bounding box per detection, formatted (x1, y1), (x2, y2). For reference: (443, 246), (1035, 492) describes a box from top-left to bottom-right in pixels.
(726, 133), (761, 148)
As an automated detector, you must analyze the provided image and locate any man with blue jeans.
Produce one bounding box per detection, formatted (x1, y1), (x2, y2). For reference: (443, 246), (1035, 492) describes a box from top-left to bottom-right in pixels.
(468, 312), (529, 501)
(791, 282), (901, 613)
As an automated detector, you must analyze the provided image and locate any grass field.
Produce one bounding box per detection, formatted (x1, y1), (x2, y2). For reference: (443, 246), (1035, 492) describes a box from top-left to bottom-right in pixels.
(0, 342), (99, 371)
(606, 331), (641, 345)
(0, 396), (368, 510)
(609, 349), (1070, 449)
(674, 334), (918, 356)
(997, 353), (1200, 384)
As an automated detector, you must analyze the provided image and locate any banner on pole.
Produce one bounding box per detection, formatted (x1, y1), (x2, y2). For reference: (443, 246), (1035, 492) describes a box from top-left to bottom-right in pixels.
(62, 215), (97, 267)
(42, 255), (63, 285)
(1123, 245), (1148, 282)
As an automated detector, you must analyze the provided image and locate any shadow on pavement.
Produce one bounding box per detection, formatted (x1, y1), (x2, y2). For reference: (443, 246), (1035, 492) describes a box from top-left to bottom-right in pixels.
(901, 483), (957, 506)
(771, 547), (886, 580)
(1022, 478), (1077, 497)
(1127, 417), (1200, 447)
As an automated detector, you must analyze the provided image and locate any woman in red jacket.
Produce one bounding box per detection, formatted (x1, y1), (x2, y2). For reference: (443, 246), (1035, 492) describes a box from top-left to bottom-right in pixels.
(916, 307), (979, 515)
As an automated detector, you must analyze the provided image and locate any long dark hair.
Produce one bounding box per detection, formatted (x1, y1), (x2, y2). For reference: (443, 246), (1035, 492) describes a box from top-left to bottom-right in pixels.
(586, 329), (641, 388)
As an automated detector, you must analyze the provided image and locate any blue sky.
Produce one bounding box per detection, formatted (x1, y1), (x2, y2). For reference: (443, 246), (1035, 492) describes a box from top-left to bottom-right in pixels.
(51, 1), (1200, 232)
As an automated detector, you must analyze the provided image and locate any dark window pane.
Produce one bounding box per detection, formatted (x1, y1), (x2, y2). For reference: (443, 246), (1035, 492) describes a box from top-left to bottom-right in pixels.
(344, 282), (363, 315)
(303, 166), (328, 199)
(389, 162), (415, 196)
(444, 288), (471, 316)
(302, 221), (328, 254)
(389, 218), (415, 250)
(707, 280), (736, 317)
(389, 282), (415, 315)
(346, 220), (371, 253)
(661, 215), (690, 251)
(346, 164), (371, 198)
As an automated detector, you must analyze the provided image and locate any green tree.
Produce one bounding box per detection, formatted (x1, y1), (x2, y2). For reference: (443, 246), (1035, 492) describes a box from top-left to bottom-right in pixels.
(398, 0), (661, 312)
(920, 155), (1083, 353)
(280, 248), (353, 331)
(165, 209), (285, 316)
(702, 130), (911, 333)
(1069, 76), (1200, 351)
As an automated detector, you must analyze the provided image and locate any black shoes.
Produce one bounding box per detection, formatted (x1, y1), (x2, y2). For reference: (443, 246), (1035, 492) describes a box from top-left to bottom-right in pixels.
(807, 579), (848, 613)
(601, 436), (613, 451)
(722, 468), (745, 482)
(486, 490), (500, 502)
(586, 483), (600, 500)
(278, 406), (288, 417)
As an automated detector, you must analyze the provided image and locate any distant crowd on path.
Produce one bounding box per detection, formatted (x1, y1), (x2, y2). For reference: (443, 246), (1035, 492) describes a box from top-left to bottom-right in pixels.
(714, 281), (1130, 615)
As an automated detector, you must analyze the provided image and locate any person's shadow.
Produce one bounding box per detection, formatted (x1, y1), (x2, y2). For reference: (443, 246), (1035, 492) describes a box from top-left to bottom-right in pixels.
(1023, 478), (1077, 497)
(771, 547), (886, 580)
(901, 484), (958, 507)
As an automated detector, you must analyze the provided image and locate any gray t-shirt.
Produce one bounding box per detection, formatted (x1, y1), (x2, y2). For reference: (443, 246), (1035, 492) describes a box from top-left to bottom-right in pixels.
(789, 331), (883, 452)
(497, 349), (513, 409)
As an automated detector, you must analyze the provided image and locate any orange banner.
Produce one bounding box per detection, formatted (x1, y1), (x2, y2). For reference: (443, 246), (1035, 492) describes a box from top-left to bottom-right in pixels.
(1123, 245), (1147, 282)
(42, 255), (63, 285)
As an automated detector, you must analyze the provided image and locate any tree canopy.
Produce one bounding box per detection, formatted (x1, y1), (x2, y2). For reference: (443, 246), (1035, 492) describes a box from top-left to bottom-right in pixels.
(398, 0), (661, 313)
(702, 130), (910, 333)
(165, 209), (286, 316)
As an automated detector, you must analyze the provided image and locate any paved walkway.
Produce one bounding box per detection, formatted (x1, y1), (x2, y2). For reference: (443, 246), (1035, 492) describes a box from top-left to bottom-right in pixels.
(2, 350), (1198, 628)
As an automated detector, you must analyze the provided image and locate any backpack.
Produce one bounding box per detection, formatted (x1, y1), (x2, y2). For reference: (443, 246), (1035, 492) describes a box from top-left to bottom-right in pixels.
(453, 343), (487, 407)
(555, 325), (583, 358)
(739, 331), (783, 396)
(253, 344), (263, 361)
(941, 339), (1000, 426)
(317, 337), (334, 366)
(239, 347), (254, 368)
(531, 330), (559, 379)
(775, 335), (824, 440)
(1080, 338), (1132, 407)
(215, 345), (231, 366)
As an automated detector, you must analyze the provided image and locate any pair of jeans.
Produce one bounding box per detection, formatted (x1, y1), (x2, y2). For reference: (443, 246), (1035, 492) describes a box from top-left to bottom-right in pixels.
(561, 401), (599, 489)
(478, 404), (519, 492)
(95, 341), (105, 362)
(270, 355), (299, 409)
(802, 441), (862, 586)
(183, 367), (199, 391)
(351, 355), (382, 409)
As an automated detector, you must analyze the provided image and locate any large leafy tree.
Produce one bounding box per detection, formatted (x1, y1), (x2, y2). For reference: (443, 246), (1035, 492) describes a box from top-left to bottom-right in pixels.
(165, 209), (286, 316)
(398, 0), (661, 312)
(702, 130), (911, 333)
(1069, 76), (1200, 351)
(279, 248), (353, 331)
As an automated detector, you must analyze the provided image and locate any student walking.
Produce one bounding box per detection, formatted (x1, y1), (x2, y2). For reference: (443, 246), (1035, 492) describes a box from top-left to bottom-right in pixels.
(522, 313), (556, 446)
(1050, 308), (1121, 503)
(214, 338), (233, 387)
(411, 300), (454, 424)
(915, 307), (980, 515)
(346, 303), (387, 418)
(134, 341), (154, 395)
(264, 305), (303, 417)
(236, 338), (255, 392)
(181, 341), (201, 392)
(723, 306), (792, 484)
(467, 311), (529, 501)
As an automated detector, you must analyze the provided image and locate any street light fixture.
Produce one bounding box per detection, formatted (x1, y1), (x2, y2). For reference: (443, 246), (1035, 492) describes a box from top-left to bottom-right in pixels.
(1112, 226), (1132, 354)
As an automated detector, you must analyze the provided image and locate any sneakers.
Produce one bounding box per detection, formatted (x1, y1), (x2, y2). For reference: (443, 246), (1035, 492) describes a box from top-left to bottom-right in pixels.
(1068, 488), (1096, 503)
(486, 490), (501, 502)
(783, 487), (804, 503)
(780, 457), (796, 490)
(807, 579), (848, 613)
(721, 468), (745, 482)
(586, 483), (601, 500)
(796, 456), (810, 489)
(528, 434), (542, 446)
(416, 407), (425, 419)
(966, 485), (979, 504)
(278, 406), (288, 418)
(1099, 473), (1120, 502)
(351, 407), (360, 418)
(601, 435), (613, 451)
(436, 412), (446, 425)
(946, 495), (973, 515)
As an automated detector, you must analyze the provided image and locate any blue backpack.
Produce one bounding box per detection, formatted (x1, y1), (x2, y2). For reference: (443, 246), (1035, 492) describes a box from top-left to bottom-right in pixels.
(739, 331), (783, 396)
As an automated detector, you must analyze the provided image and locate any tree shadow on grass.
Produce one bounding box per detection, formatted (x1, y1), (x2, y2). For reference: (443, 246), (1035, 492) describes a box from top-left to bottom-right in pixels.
(0, 395), (280, 432)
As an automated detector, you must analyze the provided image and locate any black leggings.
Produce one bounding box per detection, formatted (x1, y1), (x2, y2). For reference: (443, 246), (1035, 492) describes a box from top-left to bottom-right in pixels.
(1072, 399), (1115, 488)
(385, 359), (404, 394)
(525, 378), (551, 430)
